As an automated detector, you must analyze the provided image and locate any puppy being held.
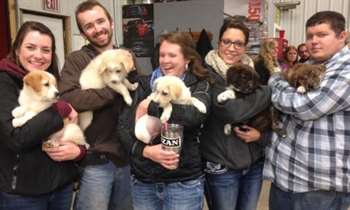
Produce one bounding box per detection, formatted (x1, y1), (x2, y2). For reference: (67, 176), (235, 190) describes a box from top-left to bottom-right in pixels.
(217, 63), (272, 135)
(12, 70), (88, 148)
(283, 63), (326, 93)
(79, 49), (138, 130)
(147, 75), (207, 123)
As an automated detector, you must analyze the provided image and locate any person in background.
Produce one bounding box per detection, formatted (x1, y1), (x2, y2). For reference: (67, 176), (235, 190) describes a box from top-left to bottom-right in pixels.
(58, 1), (133, 210)
(265, 11), (350, 210)
(0, 21), (83, 210)
(280, 45), (298, 71)
(297, 43), (310, 63)
(254, 39), (281, 84)
(118, 32), (210, 210)
(200, 19), (271, 210)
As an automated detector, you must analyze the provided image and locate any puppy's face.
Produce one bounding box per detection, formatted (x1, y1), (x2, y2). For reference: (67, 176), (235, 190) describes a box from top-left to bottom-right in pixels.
(23, 70), (59, 101)
(152, 76), (183, 107)
(99, 49), (135, 85)
(226, 64), (261, 94)
(286, 63), (326, 90)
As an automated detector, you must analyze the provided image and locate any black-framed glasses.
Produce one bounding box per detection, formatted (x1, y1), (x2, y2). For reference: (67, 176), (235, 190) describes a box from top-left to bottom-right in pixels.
(220, 39), (246, 49)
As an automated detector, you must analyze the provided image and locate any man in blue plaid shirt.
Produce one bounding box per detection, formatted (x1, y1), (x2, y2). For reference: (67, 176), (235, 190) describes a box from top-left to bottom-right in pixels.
(264, 11), (350, 210)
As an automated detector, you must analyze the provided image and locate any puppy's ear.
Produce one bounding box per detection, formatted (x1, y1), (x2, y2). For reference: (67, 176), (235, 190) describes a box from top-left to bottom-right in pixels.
(98, 67), (107, 74)
(120, 62), (126, 72)
(24, 72), (42, 92)
(170, 83), (182, 99)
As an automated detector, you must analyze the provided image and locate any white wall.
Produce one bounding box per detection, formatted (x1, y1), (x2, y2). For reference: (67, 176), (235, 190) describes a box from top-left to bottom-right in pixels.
(277, 0), (350, 46)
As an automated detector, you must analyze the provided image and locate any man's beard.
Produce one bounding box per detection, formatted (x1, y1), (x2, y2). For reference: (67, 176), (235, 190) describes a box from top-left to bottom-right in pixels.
(87, 29), (113, 48)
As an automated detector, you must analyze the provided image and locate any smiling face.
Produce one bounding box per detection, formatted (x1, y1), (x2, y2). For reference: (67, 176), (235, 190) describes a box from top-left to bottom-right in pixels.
(218, 28), (247, 65)
(159, 40), (189, 77)
(306, 23), (346, 62)
(77, 5), (114, 50)
(15, 31), (52, 72)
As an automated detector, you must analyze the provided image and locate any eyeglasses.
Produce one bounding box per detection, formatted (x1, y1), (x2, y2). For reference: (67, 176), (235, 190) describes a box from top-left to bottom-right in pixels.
(220, 39), (246, 49)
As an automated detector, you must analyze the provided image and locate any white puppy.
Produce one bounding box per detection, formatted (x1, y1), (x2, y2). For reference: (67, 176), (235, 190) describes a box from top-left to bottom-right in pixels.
(147, 75), (206, 123)
(12, 70), (88, 148)
(79, 49), (138, 130)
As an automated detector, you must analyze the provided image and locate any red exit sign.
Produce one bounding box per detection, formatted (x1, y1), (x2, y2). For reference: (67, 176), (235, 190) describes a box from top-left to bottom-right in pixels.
(43, 0), (60, 12)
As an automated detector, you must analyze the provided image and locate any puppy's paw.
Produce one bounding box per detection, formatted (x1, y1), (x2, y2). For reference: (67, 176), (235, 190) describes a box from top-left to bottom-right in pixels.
(191, 98), (207, 113)
(160, 112), (171, 123)
(217, 90), (236, 103)
(124, 96), (133, 106)
(224, 124), (232, 135)
(297, 86), (306, 94)
(12, 118), (25, 128)
(130, 82), (139, 91)
(12, 107), (25, 118)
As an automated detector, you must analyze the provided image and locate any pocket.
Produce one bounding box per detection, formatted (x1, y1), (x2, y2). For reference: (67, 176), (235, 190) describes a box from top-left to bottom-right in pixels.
(177, 176), (204, 189)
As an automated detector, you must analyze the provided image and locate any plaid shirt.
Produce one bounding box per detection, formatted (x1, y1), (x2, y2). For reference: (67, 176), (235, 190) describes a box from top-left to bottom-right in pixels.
(264, 46), (350, 192)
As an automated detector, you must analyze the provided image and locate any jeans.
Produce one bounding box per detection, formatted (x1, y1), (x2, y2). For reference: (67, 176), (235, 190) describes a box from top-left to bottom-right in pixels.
(0, 183), (73, 210)
(269, 183), (350, 210)
(131, 175), (204, 210)
(74, 161), (133, 210)
(205, 160), (263, 210)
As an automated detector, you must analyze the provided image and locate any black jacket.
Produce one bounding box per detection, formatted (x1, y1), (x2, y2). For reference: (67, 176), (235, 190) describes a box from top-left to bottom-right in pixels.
(0, 70), (78, 195)
(118, 71), (210, 182)
(200, 66), (272, 170)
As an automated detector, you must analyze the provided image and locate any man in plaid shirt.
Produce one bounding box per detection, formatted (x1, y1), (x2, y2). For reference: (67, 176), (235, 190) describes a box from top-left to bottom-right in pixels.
(264, 11), (350, 210)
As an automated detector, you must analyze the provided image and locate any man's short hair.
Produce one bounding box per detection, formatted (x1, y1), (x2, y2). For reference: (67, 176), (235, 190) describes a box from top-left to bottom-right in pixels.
(306, 11), (345, 36)
(75, 0), (112, 34)
(297, 43), (306, 52)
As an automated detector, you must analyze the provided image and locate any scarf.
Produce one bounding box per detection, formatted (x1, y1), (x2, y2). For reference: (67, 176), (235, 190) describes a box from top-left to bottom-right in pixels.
(0, 58), (27, 79)
(205, 49), (254, 80)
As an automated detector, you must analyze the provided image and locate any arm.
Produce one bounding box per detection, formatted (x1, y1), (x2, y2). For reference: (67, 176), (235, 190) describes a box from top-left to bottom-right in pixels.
(212, 85), (272, 124)
(0, 75), (63, 152)
(59, 53), (116, 112)
(269, 72), (350, 120)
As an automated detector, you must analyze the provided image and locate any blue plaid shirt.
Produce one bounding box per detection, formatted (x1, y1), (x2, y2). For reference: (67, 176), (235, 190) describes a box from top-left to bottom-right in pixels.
(264, 46), (350, 192)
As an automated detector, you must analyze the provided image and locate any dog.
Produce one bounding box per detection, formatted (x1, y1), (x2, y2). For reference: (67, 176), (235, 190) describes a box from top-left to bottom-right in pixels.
(147, 75), (207, 123)
(79, 49), (138, 130)
(217, 63), (272, 135)
(283, 63), (326, 93)
(12, 70), (88, 148)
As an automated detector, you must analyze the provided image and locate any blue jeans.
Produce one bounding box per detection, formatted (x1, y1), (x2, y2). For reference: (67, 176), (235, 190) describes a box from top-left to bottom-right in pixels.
(205, 160), (263, 210)
(269, 183), (350, 210)
(0, 183), (73, 210)
(131, 175), (204, 210)
(74, 161), (133, 210)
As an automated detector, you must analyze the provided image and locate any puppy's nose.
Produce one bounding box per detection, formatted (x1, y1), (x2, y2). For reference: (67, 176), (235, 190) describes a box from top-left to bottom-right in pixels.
(111, 80), (117, 84)
(54, 91), (60, 98)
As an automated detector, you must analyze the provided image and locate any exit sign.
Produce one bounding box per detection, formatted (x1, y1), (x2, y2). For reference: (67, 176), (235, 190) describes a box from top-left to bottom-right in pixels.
(43, 0), (60, 12)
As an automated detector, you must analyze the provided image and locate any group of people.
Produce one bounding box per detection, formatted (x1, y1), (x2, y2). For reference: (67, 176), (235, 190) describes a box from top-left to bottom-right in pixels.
(279, 42), (311, 71)
(0, 1), (349, 210)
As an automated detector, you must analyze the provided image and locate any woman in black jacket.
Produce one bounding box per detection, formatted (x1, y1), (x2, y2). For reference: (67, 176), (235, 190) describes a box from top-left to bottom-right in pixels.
(0, 21), (84, 210)
(118, 32), (210, 210)
(200, 19), (271, 210)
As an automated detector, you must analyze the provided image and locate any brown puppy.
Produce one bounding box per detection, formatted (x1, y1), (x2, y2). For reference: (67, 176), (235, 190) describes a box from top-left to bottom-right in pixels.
(284, 63), (326, 93)
(217, 64), (272, 135)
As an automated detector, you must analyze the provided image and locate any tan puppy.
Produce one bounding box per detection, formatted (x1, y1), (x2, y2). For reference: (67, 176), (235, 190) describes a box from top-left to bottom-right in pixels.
(284, 63), (326, 93)
(12, 70), (88, 148)
(148, 75), (206, 123)
(79, 49), (138, 130)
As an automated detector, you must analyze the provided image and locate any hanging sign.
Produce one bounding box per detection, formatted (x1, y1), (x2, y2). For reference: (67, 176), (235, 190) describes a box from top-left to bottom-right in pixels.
(43, 0), (60, 12)
(248, 0), (261, 21)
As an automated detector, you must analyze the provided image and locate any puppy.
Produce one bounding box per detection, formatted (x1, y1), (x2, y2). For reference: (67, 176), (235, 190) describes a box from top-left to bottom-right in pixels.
(148, 75), (207, 123)
(79, 49), (138, 130)
(217, 64), (272, 135)
(12, 70), (88, 148)
(284, 63), (326, 93)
